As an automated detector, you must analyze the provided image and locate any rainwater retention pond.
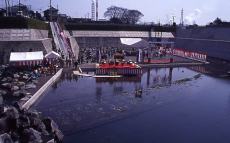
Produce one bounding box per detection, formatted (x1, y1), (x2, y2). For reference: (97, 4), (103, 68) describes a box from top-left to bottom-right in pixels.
(33, 67), (230, 143)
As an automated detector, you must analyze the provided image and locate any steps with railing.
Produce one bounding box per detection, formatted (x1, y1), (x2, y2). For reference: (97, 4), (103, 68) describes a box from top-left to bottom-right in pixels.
(50, 22), (73, 59)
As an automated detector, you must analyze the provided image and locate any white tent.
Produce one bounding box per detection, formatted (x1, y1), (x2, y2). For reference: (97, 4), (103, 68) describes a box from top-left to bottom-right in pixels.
(120, 38), (142, 46)
(45, 51), (61, 59)
(10, 51), (44, 66)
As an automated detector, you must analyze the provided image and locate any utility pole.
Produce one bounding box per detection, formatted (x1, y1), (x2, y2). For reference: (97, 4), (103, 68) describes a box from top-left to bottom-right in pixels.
(5, 0), (8, 16)
(7, 0), (11, 16)
(57, 4), (59, 21)
(18, 0), (20, 15)
(50, 0), (52, 21)
(172, 16), (176, 24)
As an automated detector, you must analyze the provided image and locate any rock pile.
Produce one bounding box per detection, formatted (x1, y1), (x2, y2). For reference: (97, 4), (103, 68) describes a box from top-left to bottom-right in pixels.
(0, 66), (40, 107)
(0, 105), (64, 143)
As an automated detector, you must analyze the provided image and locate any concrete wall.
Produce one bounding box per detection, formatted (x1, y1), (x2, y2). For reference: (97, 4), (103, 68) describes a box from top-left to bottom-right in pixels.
(176, 27), (230, 41)
(68, 30), (175, 61)
(71, 30), (174, 38)
(76, 37), (123, 49)
(0, 29), (53, 64)
(176, 27), (230, 61)
(69, 37), (80, 60)
(0, 29), (48, 41)
(0, 39), (53, 64)
(41, 38), (53, 53)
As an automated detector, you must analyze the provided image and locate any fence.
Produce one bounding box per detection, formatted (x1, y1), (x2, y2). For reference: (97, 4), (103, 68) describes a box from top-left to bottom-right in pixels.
(96, 68), (142, 76)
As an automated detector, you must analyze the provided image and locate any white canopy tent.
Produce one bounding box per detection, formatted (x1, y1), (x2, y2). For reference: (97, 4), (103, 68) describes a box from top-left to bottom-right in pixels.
(120, 38), (142, 46)
(45, 51), (61, 59)
(10, 51), (44, 66)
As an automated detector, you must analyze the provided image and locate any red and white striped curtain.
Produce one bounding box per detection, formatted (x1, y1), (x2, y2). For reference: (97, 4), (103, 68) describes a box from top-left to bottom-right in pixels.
(172, 48), (207, 61)
(11, 60), (43, 67)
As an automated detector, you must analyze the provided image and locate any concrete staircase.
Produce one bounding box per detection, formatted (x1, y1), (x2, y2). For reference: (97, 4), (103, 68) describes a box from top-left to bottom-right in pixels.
(50, 22), (75, 59)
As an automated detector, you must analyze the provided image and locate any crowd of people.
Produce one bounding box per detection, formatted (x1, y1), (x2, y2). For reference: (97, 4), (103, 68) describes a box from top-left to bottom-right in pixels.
(78, 47), (129, 64)
(140, 46), (173, 62)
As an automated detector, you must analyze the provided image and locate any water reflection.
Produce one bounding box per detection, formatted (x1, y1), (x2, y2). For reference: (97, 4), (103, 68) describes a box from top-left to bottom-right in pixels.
(60, 70), (79, 82)
(96, 86), (102, 103)
(144, 68), (173, 88)
(189, 66), (208, 74)
(96, 76), (141, 83)
(33, 67), (230, 142)
(113, 86), (123, 95)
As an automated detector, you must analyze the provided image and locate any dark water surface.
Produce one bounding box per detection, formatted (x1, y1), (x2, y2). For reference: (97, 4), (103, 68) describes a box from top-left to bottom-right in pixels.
(33, 67), (230, 143)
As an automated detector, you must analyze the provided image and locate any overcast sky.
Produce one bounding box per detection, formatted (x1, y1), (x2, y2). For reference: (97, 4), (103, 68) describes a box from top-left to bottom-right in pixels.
(1, 0), (229, 25)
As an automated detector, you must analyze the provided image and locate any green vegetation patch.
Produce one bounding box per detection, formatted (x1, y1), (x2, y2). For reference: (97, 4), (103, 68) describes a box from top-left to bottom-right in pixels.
(0, 17), (48, 30)
(65, 23), (176, 32)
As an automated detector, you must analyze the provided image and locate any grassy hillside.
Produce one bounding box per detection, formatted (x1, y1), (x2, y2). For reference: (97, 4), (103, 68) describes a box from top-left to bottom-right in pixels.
(0, 17), (49, 30)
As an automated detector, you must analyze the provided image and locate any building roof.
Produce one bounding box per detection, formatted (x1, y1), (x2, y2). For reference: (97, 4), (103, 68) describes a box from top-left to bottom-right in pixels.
(12, 3), (27, 8)
(9, 3), (29, 14)
(44, 7), (58, 12)
(0, 8), (6, 12)
(10, 51), (43, 62)
(58, 14), (67, 17)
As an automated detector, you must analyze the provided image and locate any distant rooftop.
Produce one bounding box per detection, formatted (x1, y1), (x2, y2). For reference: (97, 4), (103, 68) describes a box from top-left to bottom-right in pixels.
(0, 8), (6, 11)
(44, 7), (58, 12)
(12, 3), (27, 8)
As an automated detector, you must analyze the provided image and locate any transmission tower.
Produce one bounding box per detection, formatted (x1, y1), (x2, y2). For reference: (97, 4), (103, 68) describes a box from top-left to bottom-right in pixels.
(96, 0), (98, 21)
(91, 0), (95, 21)
(180, 8), (184, 26)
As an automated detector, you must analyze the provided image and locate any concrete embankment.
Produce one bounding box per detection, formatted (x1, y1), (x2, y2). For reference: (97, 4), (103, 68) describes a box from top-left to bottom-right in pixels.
(22, 68), (63, 110)
(176, 27), (230, 61)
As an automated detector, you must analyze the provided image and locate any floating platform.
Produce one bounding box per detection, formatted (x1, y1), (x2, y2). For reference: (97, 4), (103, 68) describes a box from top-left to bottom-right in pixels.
(93, 75), (122, 78)
(96, 63), (142, 76)
(73, 71), (93, 77)
(73, 70), (122, 78)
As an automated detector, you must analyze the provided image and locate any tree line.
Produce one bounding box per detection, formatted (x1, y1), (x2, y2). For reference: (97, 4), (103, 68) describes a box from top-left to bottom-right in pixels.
(104, 6), (144, 24)
(207, 17), (230, 27)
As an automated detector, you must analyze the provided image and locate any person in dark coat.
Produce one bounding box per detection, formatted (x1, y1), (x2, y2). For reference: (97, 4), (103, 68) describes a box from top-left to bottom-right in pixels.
(74, 61), (78, 69)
